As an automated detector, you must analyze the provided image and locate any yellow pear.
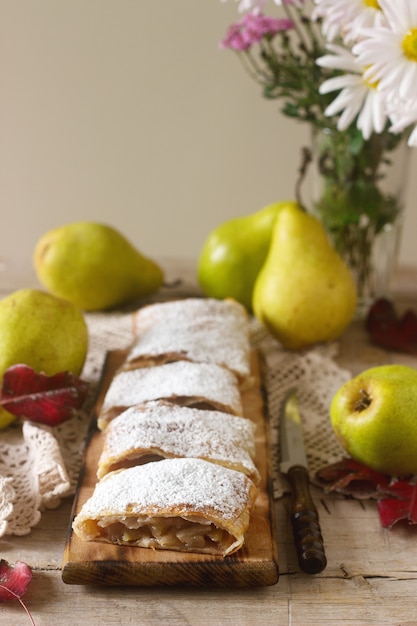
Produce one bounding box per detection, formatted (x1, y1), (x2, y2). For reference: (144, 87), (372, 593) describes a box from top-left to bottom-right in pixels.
(330, 364), (417, 476)
(197, 201), (294, 310)
(0, 289), (88, 429)
(34, 222), (164, 311)
(252, 203), (357, 350)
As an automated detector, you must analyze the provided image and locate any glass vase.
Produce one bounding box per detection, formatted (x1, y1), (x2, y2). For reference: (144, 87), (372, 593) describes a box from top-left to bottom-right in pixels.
(310, 128), (409, 317)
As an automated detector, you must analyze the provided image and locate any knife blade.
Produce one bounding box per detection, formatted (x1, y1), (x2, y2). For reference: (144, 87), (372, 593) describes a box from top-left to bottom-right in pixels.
(280, 390), (327, 574)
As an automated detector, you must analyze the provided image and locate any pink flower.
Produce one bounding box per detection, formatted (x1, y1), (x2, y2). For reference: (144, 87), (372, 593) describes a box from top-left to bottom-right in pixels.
(221, 12), (294, 51)
(0, 559), (32, 602)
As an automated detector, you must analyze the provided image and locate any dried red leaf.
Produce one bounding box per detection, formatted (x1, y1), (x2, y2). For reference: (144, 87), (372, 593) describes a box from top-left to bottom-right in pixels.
(365, 297), (398, 331)
(0, 364), (90, 426)
(378, 494), (417, 529)
(377, 480), (417, 529)
(0, 559), (32, 601)
(315, 458), (391, 499)
(316, 459), (417, 529)
(366, 298), (417, 354)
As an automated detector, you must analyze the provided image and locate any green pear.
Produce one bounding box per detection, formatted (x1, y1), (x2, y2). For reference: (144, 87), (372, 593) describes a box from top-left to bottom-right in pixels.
(34, 222), (164, 311)
(252, 203), (357, 349)
(330, 364), (417, 476)
(0, 288), (88, 429)
(197, 201), (295, 310)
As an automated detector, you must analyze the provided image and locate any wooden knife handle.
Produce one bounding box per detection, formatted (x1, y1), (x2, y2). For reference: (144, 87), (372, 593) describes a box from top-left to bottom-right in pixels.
(287, 465), (327, 575)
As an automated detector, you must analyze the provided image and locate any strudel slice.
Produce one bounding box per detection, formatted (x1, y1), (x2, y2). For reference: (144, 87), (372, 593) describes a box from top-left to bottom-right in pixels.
(97, 361), (243, 430)
(124, 319), (251, 382)
(72, 458), (258, 556)
(128, 298), (251, 383)
(97, 400), (260, 483)
(132, 297), (249, 334)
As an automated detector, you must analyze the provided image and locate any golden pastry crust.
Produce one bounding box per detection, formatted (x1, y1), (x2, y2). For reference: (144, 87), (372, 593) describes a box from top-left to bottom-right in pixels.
(97, 400), (259, 483)
(97, 361), (243, 430)
(124, 319), (251, 382)
(128, 297), (252, 384)
(73, 458), (258, 556)
(132, 297), (249, 334)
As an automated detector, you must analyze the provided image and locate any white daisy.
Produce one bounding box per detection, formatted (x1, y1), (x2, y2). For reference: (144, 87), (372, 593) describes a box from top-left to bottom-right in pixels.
(312, 0), (386, 44)
(221, 0), (302, 13)
(221, 0), (275, 13)
(387, 99), (417, 147)
(317, 44), (388, 139)
(224, 0), (267, 12)
(353, 0), (417, 102)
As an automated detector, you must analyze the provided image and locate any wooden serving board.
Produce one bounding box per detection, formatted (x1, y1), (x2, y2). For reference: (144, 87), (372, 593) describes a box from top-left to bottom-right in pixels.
(62, 349), (279, 587)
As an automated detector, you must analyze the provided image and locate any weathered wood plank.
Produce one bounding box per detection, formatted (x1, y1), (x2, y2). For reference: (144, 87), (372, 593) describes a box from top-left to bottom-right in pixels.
(3, 566), (417, 626)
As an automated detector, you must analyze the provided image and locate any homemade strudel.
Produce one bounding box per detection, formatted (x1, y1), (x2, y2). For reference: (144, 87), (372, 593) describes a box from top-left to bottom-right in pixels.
(72, 457), (258, 556)
(127, 298), (252, 383)
(132, 297), (249, 334)
(97, 360), (243, 430)
(96, 399), (260, 483)
(124, 319), (251, 382)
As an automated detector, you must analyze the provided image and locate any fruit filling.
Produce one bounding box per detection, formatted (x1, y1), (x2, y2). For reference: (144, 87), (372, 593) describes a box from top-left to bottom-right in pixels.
(93, 515), (231, 554)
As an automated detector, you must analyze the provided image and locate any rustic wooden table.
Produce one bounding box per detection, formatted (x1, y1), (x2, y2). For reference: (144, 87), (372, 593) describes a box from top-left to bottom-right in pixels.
(1, 261), (417, 626)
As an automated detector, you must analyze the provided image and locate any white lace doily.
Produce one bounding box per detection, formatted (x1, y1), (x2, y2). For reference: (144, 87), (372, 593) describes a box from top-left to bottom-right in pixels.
(0, 299), (351, 536)
(0, 311), (133, 536)
(251, 320), (351, 497)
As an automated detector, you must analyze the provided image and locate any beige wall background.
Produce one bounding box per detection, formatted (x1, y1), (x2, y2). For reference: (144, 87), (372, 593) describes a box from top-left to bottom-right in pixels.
(1, 0), (416, 289)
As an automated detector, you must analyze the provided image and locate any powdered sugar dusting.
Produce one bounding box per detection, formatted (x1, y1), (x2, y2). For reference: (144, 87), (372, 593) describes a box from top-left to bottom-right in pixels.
(126, 318), (251, 379)
(100, 361), (243, 418)
(133, 298), (249, 333)
(79, 458), (254, 521)
(98, 400), (259, 481)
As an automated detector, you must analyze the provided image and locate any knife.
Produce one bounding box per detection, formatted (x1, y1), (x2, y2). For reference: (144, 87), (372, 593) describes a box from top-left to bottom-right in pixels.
(280, 390), (327, 574)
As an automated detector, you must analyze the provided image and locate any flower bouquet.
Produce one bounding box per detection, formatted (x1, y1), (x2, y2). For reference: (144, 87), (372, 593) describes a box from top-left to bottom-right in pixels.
(219, 0), (417, 309)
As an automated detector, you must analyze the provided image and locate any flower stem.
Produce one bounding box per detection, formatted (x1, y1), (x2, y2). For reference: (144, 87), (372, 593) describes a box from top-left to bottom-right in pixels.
(281, 3), (312, 54)
(237, 49), (270, 84)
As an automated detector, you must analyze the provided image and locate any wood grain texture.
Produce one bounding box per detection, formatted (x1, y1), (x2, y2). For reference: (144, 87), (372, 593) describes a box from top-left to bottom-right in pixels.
(61, 349), (279, 587)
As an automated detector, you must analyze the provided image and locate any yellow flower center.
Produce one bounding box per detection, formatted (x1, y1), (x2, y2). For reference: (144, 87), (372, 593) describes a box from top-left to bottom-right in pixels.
(363, 66), (379, 89)
(402, 28), (417, 62)
(364, 0), (381, 9)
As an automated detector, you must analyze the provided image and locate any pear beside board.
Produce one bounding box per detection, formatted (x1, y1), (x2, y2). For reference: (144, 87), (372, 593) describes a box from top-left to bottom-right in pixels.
(252, 203), (357, 350)
(0, 289), (88, 429)
(330, 364), (417, 476)
(197, 201), (297, 310)
(34, 222), (164, 311)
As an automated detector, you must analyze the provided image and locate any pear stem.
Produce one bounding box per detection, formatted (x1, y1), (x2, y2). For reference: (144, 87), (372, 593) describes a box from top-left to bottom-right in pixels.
(354, 389), (372, 412)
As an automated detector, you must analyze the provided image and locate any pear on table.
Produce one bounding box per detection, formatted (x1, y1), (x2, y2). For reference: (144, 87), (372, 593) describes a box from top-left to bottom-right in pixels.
(197, 201), (296, 310)
(0, 289), (88, 429)
(34, 222), (164, 311)
(330, 364), (417, 477)
(252, 203), (357, 349)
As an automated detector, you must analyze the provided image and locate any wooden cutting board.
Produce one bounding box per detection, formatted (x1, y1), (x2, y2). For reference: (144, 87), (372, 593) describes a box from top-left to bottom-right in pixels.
(61, 349), (279, 587)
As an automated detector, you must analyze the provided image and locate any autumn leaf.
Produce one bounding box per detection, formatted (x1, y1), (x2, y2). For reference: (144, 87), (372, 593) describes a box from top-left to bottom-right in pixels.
(316, 458), (417, 529)
(0, 559), (35, 625)
(316, 458), (391, 499)
(0, 559), (32, 601)
(376, 480), (417, 529)
(366, 298), (417, 354)
(0, 364), (90, 426)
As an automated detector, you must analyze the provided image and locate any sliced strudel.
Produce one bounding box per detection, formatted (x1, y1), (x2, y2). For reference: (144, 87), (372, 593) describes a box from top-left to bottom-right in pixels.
(124, 319), (251, 382)
(132, 297), (249, 334)
(97, 400), (260, 483)
(97, 361), (243, 430)
(127, 298), (252, 383)
(72, 458), (258, 556)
